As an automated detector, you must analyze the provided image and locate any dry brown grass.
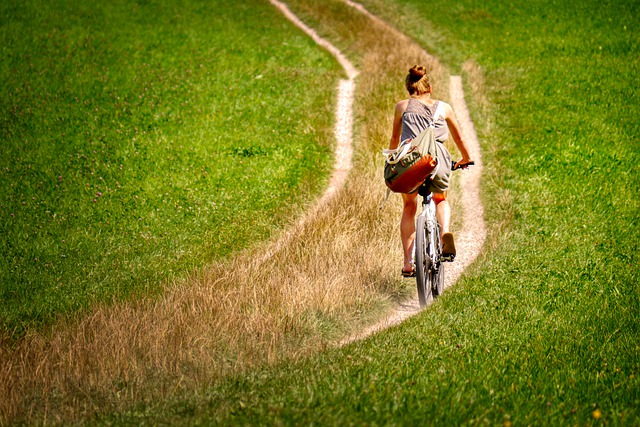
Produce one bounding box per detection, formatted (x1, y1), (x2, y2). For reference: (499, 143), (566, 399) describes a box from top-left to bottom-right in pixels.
(0, 0), (453, 423)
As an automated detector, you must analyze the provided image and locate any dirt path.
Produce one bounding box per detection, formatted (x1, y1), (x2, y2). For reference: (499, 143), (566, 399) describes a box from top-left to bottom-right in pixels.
(259, 0), (357, 264)
(269, 0), (357, 210)
(270, 0), (486, 342)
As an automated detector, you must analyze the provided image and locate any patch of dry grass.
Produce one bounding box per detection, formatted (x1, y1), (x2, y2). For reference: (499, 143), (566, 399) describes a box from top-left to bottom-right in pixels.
(0, 0), (455, 423)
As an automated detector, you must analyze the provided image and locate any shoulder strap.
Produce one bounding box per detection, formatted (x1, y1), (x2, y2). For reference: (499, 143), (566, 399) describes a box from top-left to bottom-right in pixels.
(382, 141), (411, 164)
(379, 187), (392, 210)
(433, 101), (444, 122)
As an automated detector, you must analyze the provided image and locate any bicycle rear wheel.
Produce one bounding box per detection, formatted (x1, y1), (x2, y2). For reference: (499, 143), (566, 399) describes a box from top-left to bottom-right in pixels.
(415, 214), (432, 307)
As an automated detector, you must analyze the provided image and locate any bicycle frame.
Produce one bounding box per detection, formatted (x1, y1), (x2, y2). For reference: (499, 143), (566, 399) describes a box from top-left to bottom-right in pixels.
(420, 193), (440, 265)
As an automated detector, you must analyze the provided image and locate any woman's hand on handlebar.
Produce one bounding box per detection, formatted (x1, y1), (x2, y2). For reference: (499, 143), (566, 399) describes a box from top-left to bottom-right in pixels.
(452, 159), (475, 170)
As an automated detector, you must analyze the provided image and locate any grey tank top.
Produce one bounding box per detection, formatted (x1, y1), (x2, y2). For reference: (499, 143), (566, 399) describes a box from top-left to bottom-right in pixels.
(401, 99), (449, 143)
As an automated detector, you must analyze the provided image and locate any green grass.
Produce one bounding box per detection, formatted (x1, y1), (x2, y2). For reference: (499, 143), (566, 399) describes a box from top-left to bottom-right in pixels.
(97, 0), (639, 424)
(0, 0), (341, 337)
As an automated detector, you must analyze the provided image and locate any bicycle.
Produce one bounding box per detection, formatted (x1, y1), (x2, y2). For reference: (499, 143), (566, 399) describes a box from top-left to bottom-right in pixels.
(414, 160), (474, 307)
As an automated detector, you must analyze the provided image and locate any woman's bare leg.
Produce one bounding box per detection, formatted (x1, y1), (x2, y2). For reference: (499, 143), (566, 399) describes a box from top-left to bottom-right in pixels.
(434, 192), (456, 258)
(401, 192), (419, 272)
(433, 192), (450, 237)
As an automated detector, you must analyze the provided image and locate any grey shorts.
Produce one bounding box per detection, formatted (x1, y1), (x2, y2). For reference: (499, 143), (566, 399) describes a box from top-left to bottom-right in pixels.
(428, 142), (451, 194)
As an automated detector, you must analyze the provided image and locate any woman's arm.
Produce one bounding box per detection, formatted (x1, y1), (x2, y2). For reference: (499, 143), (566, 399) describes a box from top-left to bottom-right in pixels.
(443, 103), (473, 168)
(389, 100), (407, 150)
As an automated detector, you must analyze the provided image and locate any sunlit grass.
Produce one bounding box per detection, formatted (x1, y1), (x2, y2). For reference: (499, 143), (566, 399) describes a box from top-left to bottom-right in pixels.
(113, 0), (639, 425)
(2, 0), (638, 424)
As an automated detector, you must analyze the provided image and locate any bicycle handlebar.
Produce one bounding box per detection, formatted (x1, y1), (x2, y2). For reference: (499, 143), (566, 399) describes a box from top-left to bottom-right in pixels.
(418, 160), (475, 198)
(451, 160), (475, 171)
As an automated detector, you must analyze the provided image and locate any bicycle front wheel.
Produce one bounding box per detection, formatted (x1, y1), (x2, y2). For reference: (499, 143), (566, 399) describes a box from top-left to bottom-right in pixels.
(433, 223), (445, 298)
(433, 262), (445, 297)
(415, 214), (432, 307)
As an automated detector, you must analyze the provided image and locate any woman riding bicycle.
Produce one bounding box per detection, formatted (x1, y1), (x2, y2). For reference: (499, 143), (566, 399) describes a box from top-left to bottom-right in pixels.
(389, 65), (473, 277)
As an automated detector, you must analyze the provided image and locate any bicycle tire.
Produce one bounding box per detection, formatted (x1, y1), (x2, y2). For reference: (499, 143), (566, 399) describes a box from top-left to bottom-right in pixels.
(433, 223), (445, 297)
(433, 262), (445, 297)
(415, 214), (432, 307)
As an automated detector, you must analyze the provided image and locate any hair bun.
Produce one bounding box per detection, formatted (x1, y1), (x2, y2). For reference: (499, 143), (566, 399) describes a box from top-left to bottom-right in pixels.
(408, 65), (426, 82)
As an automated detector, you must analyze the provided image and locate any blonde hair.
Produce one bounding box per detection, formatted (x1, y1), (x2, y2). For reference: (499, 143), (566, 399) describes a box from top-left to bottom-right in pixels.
(405, 65), (431, 95)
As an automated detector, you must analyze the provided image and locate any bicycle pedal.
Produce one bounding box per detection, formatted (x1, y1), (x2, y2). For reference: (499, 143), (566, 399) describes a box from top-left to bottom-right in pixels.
(441, 254), (455, 262)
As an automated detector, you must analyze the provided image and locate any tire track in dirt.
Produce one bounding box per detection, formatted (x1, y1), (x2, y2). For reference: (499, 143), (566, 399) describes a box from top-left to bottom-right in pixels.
(270, 0), (486, 342)
(259, 0), (357, 264)
(269, 0), (357, 209)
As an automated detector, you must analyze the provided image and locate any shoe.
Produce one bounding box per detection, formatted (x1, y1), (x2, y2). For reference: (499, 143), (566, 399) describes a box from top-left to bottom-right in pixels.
(401, 267), (416, 277)
(441, 233), (456, 262)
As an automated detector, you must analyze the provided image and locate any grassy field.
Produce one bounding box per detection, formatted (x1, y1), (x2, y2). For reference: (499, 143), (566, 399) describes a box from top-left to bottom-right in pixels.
(94, 0), (638, 424)
(0, 0), (340, 337)
(2, 0), (638, 424)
